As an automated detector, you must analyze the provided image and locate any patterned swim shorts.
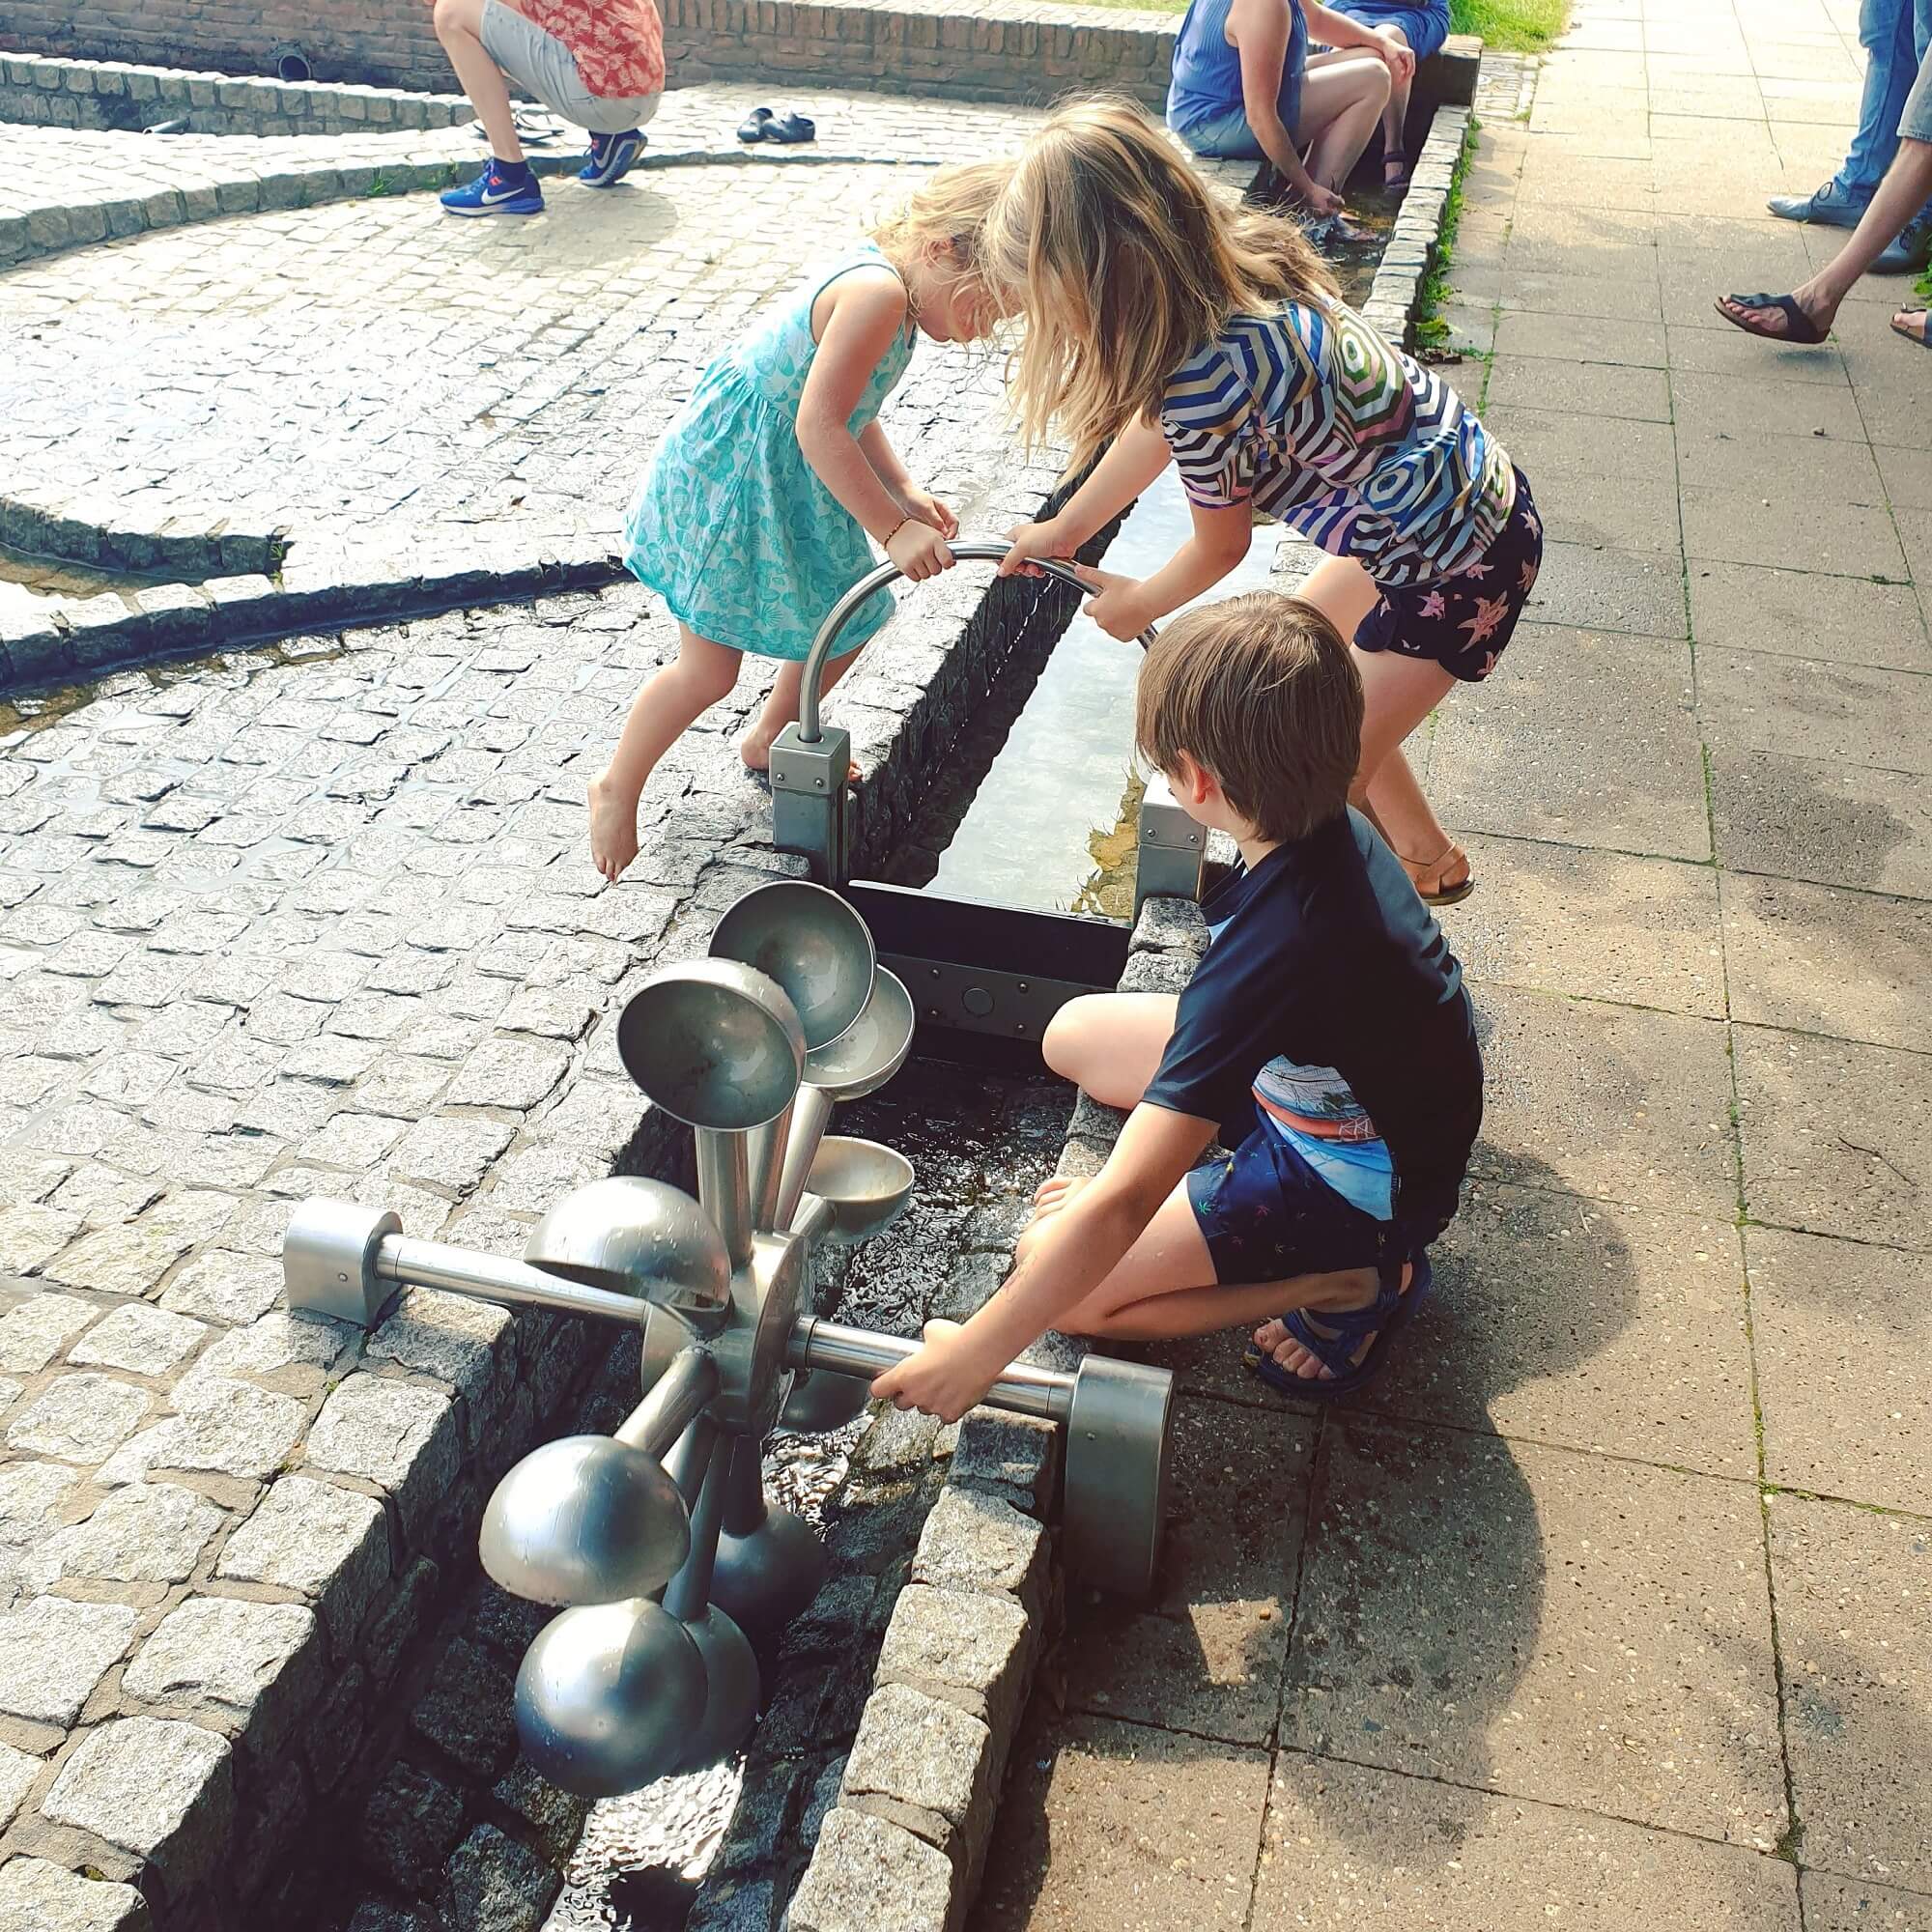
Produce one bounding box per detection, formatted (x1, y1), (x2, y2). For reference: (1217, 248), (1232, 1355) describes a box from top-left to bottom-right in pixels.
(1356, 467), (1543, 683)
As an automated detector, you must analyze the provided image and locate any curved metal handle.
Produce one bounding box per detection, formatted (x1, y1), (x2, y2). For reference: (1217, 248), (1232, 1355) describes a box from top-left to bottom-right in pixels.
(796, 538), (1158, 744)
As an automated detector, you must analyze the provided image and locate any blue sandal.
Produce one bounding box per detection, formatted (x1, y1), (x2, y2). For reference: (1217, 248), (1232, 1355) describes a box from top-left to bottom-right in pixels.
(1241, 1254), (1434, 1402)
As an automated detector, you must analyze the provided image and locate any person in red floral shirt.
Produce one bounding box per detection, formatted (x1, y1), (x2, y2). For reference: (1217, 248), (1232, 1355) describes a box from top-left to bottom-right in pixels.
(429, 0), (666, 214)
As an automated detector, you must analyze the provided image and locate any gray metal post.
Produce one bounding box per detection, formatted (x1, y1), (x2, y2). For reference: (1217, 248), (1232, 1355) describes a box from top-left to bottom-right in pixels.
(770, 540), (1154, 888)
(1132, 773), (1207, 917)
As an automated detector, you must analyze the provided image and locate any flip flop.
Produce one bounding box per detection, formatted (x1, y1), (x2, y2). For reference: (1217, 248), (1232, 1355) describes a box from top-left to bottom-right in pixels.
(1714, 292), (1828, 345)
(737, 106), (775, 143)
(1241, 1254), (1435, 1403)
(1890, 306), (1931, 348)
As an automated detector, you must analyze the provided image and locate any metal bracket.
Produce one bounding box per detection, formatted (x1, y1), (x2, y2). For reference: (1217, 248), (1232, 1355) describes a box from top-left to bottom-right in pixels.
(769, 724), (851, 886)
(1132, 775), (1206, 919)
(285, 1202), (401, 1327)
(879, 952), (1094, 1042)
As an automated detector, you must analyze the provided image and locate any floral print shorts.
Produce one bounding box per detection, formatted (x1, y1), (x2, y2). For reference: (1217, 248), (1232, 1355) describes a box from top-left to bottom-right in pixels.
(1356, 467), (1543, 683)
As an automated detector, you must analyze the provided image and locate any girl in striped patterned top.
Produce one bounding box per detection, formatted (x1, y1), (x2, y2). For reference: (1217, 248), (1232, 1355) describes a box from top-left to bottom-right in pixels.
(990, 99), (1541, 907)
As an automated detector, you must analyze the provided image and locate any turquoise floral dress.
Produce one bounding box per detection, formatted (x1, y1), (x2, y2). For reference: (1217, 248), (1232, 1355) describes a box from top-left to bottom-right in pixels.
(623, 248), (916, 661)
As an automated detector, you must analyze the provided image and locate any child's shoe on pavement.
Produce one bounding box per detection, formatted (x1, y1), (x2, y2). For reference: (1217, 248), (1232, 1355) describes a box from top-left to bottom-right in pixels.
(440, 160), (544, 216)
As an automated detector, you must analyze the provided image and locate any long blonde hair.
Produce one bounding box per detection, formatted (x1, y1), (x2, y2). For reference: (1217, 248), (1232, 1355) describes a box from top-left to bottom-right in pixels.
(983, 99), (1338, 472)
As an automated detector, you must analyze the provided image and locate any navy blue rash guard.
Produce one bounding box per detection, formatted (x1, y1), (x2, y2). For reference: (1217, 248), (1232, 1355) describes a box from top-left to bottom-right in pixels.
(1141, 808), (1483, 1238)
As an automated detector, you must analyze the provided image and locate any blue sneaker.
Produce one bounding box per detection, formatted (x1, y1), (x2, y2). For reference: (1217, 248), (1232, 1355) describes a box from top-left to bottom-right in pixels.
(440, 161), (544, 217)
(580, 128), (644, 188)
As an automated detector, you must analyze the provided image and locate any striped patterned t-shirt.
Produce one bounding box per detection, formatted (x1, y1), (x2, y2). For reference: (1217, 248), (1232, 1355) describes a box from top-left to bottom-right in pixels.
(1158, 300), (1517, 587)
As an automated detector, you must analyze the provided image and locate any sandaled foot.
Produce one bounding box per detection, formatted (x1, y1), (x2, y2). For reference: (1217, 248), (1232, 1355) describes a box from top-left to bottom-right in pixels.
(1382, 150), (1412, 187)
(1891, 306), (1931, 348)
(587, 774), (641, 883)
(1397, 841), (1474, 907)
(1714, 291), (1830, 345)
(1243, 1254), (1433, 1401)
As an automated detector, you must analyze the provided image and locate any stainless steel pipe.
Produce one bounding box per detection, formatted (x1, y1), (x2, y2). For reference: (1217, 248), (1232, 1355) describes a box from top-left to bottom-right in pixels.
(788, 1317), (1074, 1422)
(615, 1346), (720, 1460)
(378, 1233), (659, 1329)
(795, 541), (1157, 744)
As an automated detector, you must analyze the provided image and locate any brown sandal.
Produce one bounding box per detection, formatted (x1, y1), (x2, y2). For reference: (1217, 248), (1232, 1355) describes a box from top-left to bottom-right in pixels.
(1397, 841), (1475, 907)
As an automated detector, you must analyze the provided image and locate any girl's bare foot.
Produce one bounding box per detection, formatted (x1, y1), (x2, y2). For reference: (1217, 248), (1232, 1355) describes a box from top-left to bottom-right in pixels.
(1250, 1260), (1415, 1382)
(587, 774), (641, 883)
(738, 724), (859, 781)
(738, 724), (779, 773)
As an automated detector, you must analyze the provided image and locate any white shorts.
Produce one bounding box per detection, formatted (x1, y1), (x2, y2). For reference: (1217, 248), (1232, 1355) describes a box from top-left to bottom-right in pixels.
(478, 0), (662, 134)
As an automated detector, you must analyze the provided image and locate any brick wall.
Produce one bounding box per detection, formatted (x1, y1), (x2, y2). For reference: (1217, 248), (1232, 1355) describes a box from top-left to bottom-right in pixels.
(0, 0), (1179, 107)
(0, 0), (453, 92)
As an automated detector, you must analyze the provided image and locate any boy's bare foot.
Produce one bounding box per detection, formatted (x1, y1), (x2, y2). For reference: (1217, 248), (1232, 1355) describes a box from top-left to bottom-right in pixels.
(1014, 1174), (1090, 1263)
(587, 774), (641, 883)
(738, 724), (859, 781)
(1251, 1259), (1415, 1382)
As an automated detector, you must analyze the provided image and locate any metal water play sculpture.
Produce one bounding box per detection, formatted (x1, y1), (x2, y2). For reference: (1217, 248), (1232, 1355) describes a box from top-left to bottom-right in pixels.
(283, 879), (1175, 1798)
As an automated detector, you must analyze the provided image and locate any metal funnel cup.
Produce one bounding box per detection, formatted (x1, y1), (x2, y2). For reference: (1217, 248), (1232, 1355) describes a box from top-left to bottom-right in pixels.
(525, 1177), (731, 1322)
(481, 1435), (692, 1606)
(805, 1137), (916, 1246)
(804, 964), (914, 1098)
(616, 959), (806, 1131)
(773, 967), (916, 1229)
(514, 1599), (709, 1797)
(710, 879), (877, 1051)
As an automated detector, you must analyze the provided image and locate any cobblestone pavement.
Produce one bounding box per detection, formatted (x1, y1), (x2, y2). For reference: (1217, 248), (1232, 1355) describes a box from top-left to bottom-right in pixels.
(0, 70), (1064, 1927)
(977, 8), (1932, 1932)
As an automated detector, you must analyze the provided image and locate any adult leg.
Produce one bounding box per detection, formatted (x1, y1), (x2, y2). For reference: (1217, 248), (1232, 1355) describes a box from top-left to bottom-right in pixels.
(1844, 0), (1915, 201)
(1721, 131), (1932, 337)
(589, 627), (742, 880)
(1296, 55), (1395, 193)
(741, 642), (864, 772)
(1376, 24), (1414, 183)
(434, 0), (526, 162)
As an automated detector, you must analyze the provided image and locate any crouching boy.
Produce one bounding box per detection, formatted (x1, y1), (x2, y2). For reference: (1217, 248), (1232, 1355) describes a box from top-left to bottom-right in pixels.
(872, 592), (1483, 1420)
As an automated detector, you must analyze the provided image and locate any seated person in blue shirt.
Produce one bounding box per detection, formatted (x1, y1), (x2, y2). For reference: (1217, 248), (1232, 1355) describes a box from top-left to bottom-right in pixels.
(1166, 0), (1416, 218)
(871, 593), (1484, 1420)
(1328, 0), (1450, 184)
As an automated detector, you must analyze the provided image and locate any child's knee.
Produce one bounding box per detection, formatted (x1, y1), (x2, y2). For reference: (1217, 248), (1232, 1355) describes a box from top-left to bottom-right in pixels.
(1042, 995), (1105, 1083)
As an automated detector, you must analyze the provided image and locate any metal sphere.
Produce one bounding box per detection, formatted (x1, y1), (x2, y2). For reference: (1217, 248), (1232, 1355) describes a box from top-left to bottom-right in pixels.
(514, 1599), (709, 1798)
(675, 1605), (761, 1773)
(525, 1176), (731, 1320)
(708, 1505), (829, 1638)
(481, 1435), (691, 1607)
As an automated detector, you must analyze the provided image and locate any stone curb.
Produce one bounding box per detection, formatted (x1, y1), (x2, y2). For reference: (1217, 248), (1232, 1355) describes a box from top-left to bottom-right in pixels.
(0, 51), (473, 138)
(0, 537), (628, 699)
(0, 118), (953, 278)
(0, 491), (286, 584)
(1361, 101), (1475, 350)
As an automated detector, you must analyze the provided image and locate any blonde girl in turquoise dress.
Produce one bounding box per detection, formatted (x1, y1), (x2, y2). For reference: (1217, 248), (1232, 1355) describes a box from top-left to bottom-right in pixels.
(590, 161), (1011, 881)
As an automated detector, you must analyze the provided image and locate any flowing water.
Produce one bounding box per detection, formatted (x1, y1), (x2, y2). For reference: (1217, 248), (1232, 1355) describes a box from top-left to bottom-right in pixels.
(928, 226), (1392, 919)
